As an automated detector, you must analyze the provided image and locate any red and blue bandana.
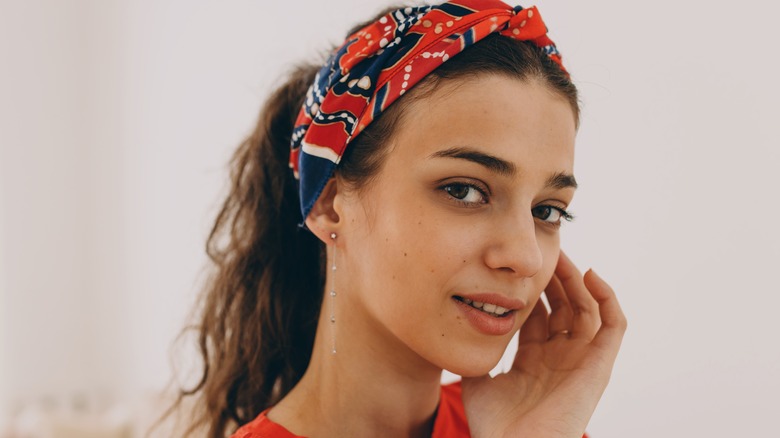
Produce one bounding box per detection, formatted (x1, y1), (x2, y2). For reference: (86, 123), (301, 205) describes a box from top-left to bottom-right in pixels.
(289, 0), (566, 225)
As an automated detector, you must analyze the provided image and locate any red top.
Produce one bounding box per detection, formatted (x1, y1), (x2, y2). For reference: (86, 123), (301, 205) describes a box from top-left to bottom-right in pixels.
(231, 381), (588, 438)
(232, 382), (468, 438)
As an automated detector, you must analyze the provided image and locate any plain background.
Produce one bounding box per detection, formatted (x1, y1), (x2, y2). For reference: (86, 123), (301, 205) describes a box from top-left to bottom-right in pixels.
(1, 0), (779, 436)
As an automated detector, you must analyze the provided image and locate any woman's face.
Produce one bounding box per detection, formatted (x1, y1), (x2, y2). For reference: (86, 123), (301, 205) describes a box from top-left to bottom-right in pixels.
(335, 74), (577, 376)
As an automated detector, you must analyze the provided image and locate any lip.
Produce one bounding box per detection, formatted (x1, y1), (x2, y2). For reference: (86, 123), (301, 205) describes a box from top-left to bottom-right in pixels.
(452, 295), (520, 336)
(455, 293), (527, 311)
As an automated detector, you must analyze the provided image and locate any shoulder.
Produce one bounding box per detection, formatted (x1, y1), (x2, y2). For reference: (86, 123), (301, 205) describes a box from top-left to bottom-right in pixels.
(231, 409), (303, 438)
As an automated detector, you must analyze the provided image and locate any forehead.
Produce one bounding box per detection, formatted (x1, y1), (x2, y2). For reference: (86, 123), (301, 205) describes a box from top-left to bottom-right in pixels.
(387, 75), (576, 177)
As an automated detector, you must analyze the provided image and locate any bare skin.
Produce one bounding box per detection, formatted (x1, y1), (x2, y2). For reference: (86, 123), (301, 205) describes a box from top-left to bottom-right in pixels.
(461, 252), (626, 438)
(267, 75), (626, 438)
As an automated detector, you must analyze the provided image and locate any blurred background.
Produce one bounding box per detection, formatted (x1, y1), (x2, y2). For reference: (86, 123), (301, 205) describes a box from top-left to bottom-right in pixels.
(1, 0), (778, 437)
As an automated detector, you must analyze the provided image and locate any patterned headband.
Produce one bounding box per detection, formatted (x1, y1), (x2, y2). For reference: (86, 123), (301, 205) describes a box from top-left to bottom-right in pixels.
(289, 0), (566, 226)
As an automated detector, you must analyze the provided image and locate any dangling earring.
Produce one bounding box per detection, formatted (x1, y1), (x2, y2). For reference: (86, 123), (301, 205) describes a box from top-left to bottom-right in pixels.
(329, 232), (337, 354)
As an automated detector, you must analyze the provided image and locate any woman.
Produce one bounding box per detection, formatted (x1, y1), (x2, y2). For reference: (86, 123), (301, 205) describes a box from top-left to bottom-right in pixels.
(166, 1), (626, 437)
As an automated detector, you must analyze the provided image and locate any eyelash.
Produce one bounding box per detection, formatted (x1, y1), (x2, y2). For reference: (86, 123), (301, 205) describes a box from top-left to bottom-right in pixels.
(531, 205), (575, 228)
(440, 182), (489, 208)
(438, 182), (575, 227)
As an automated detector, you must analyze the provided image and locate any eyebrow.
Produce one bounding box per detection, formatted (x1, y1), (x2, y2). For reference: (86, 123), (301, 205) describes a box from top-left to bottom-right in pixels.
(428, 146), (578, 189)
(546, 171), (578, 190)
(428, 147), (516, 177)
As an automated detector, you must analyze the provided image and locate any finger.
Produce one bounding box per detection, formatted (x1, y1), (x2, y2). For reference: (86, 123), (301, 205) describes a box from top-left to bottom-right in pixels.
(585, 269), (627, 362)
(556, 251), (600, 340)
(545, 273), (573, 338)
(517, 298), (548, 346)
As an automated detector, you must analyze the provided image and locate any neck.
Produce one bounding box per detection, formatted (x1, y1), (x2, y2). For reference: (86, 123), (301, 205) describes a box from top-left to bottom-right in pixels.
(268, 293), (444, 438)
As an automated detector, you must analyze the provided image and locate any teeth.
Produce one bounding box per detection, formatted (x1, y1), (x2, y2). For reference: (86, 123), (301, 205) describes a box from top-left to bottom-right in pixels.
(457, 297), (511, 317)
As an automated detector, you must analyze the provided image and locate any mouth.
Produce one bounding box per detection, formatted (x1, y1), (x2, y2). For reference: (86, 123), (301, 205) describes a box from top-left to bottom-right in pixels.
(452, 296), (513, 318)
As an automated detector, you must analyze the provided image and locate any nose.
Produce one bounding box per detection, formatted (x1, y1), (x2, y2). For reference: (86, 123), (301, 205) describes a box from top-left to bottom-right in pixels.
(483, 212), (543, 278)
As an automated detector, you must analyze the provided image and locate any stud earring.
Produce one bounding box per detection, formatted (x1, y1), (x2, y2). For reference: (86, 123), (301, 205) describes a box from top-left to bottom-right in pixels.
(329, 232), (337, 354)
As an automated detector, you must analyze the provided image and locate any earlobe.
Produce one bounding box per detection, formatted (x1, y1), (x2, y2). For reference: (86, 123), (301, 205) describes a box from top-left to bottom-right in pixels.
(304, 178), (342, 243)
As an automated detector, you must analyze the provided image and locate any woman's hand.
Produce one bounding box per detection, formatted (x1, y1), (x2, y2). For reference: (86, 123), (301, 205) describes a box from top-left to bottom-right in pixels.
(461, 251), (627, 438)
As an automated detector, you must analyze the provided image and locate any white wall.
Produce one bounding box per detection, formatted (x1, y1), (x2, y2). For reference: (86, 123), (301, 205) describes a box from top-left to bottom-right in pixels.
(1, 0), (95, 405)
(1, 1), (778, 437)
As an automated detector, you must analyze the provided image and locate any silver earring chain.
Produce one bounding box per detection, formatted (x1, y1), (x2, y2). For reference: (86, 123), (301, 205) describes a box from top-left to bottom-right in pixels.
(329, 232), (337, 354)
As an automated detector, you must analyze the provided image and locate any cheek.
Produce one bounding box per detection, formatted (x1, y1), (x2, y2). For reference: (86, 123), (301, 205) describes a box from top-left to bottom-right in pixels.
(354, 198), (468, 319)
(377, 201), (460, 286)
(533, 231), (561, 296)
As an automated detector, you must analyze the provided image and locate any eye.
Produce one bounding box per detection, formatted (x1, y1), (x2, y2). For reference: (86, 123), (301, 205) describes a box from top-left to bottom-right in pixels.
(532, 205), (573, 226)
(441, 182), (488, 206)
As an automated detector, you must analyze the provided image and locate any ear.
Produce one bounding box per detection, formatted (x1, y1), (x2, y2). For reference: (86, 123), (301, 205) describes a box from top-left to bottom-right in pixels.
(304, 177), (342, 243)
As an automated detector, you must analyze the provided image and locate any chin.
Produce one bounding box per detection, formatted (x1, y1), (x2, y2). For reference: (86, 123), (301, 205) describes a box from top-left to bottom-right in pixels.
(443, 359), (501, 378)
(437, 343), (508, 378)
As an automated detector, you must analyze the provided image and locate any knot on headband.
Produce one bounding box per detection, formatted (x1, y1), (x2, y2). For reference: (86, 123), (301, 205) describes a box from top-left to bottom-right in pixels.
(289, 0), (566, 226)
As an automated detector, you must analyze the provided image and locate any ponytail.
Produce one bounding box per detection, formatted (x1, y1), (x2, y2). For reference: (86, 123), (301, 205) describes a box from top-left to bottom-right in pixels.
(159, 63), (326, 437)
